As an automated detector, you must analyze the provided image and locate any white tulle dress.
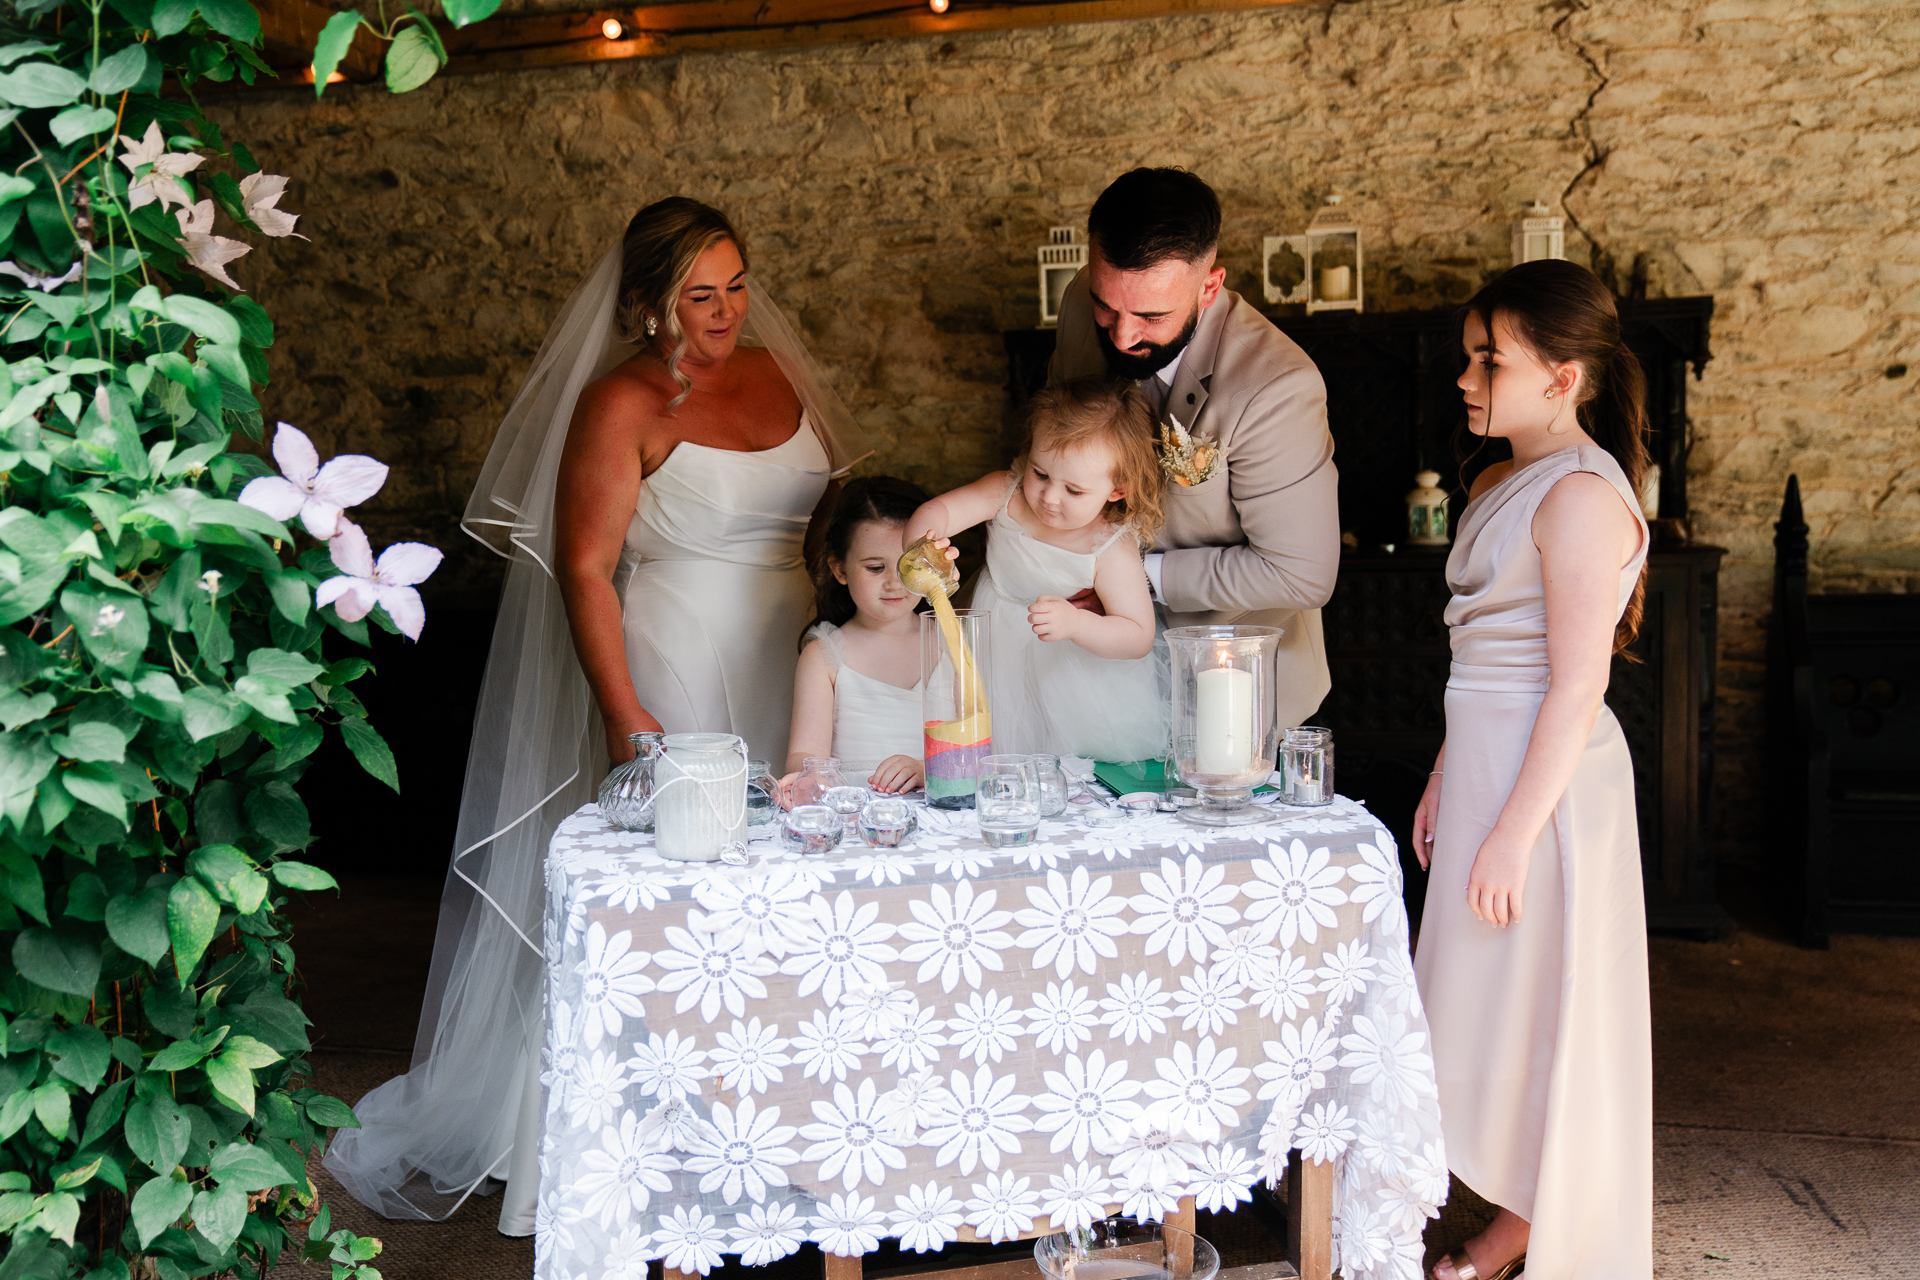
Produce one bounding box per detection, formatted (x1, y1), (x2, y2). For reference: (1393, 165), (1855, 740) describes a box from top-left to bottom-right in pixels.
(973, 480), (1169, 762)
(801, 621), (923, 782)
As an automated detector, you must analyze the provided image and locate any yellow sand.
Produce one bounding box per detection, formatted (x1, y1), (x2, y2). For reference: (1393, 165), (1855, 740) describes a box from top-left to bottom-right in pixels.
(900, 545), (990, 738)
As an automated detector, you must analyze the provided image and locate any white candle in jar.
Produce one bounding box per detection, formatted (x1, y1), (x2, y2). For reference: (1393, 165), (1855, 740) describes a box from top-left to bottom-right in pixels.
(1195, 664), (1255, 775)
(1318, 265), (1352, 302)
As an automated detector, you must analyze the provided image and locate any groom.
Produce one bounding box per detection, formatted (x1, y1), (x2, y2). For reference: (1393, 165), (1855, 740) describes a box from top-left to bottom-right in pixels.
(1050, 167), (1340, 729)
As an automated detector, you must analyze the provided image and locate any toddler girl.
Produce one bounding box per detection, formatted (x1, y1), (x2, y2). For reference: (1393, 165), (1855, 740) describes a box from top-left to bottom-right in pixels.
(782, 477), (931, 795)
(908, 378), (1168, 761)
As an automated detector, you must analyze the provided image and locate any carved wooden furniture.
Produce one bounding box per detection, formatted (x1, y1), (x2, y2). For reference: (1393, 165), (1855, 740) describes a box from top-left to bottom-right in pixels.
(1004, 293), (1729, 936)
(1767, 475), (1920, 946)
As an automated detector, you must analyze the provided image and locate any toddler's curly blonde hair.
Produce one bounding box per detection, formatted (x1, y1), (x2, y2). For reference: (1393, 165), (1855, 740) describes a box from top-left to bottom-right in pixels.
(1012, 377), (1165, 540)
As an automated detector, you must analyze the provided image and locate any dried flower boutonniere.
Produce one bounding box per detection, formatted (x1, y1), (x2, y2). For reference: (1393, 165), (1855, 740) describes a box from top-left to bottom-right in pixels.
(1157, 415), (1221, 487)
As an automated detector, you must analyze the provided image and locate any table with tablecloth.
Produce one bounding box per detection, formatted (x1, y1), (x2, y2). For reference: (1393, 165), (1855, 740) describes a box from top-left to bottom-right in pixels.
(536, 796), (1447, 1280)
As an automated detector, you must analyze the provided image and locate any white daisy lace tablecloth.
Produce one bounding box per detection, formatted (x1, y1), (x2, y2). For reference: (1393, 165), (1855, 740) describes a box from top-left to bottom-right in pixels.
(538, 797), (1446, 1280)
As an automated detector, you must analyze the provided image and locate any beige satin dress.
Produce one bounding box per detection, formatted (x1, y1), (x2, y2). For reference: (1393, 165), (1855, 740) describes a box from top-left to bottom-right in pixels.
(1414, 445), (1652, 1279)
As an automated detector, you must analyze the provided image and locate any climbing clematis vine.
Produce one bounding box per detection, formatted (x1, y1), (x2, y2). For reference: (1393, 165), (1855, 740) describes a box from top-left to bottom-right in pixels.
(116, 120), (204, 210)
(175, 199), (251, 290)
(239, 422), (390, 539)
(315, 519), (444, 641)
(238, 172), (305, 239)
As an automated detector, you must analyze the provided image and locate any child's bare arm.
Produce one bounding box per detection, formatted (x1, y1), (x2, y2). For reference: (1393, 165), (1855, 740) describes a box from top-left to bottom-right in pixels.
(1029, 539), (1157, 659)
(907, 472), (1014, 545)
(781, 642), (837, 802)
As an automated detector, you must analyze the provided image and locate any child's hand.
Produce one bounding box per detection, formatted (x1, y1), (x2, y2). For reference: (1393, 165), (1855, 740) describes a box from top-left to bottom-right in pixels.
(1029, 595), (1082, 643)
(775, 771), (800, 810)
(868, 756), (925, 795)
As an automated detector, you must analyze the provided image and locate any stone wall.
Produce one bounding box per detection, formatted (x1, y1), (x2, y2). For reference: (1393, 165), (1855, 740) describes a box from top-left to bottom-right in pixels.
(211, 0), (1920, 861)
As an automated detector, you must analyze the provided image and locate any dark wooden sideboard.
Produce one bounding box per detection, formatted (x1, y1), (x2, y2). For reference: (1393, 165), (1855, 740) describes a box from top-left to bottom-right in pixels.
(1005, 295), (1730, 936)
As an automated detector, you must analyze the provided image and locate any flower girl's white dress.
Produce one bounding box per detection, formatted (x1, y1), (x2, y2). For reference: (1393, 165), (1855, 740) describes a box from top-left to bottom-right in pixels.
(801, 621), (923, 783)
(973, 480), (1168, 761)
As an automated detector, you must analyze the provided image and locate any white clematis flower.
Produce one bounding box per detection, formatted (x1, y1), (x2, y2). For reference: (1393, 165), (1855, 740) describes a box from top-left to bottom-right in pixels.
(173, 199), (249, 290)
(239, 422), (390, 539)
(117, 121), (203, 211)
(237, 172), (305, 239)
(315, 518), (443, 640)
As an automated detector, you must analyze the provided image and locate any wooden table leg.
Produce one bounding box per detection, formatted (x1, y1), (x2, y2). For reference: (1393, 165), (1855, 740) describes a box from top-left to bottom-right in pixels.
(823, 1249), (863, 1280)
(1166, 1194), (1196, 1280)
(1285, 1149), (1334, 1280)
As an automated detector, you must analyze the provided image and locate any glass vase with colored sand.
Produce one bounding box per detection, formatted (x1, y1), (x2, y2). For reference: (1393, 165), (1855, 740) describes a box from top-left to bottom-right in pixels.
(918, 607), (992, 809)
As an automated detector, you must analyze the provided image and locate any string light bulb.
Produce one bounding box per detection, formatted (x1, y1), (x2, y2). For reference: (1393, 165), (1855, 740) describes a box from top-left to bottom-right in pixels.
(601, 16), (624, 38)
(928, 0), (949, 12)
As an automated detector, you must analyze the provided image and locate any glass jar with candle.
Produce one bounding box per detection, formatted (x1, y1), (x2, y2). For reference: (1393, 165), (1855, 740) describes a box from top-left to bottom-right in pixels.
(780, 804), (843, 855)
(1030, 753), (1069, 818)
(856, 796), (918, 847)
(1166, 625), (1285, 826)
(597, 731), (664, 832)
(652, 733), (749, 861)
(1281, 726), (1335, 807)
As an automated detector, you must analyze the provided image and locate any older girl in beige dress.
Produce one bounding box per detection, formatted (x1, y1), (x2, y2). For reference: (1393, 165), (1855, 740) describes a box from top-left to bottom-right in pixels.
(1412, 260), (1653, 1280)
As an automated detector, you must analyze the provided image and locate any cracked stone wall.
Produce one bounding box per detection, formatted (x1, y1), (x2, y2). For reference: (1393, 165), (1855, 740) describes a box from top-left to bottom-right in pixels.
(210, 0), (1919, 862)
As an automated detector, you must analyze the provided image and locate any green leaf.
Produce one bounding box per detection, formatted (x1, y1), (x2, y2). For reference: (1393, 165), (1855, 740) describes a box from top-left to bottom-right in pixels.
(384, 23), (443, 94)
(0, 843), (47, 926)
(26, 1188), (79, 1244)
(166, 876), (219, 978)
(180, 688), (247, 742)
(51, 722), (129, 763)
(52, 1157), (101, 1191)
(149, 549), (202, 631)
(207, 1140), (292, 1190)
(226, 296), (271, 347)
(145, 1038), (206, 1072)
(48, 104), (117, 145)
(268, 860), (336, 891)
(202, 1051), (255, 1116)
(191, 1181), (247, 1248)
(0, 42), (59, 68)
(312, 10), (363, 98)
(187, 843), (252, 890)
(78, 1078), (130, 1150)
(265, 569), (312, 625)
(130, 1173), (193, 1248)
(234, 674), (296, 724)
(0, 63), (87, 109)
(247, 648), (324, 686)
(0, 735), (55, 830)
(90, 44), (151, 95)
(0, 691), (55, 730)
(141, 982), (197, 1041)
(32, 1080), (70, 1138)
(303, 1094), (359, 1129)
(160, 296), (242, 348)
(195, 0), (260, 41)
(245, 782), (310, 847)
(124, 1095), (191, 1172)
(216, 1035), (280, 1069)
(228, 868), (268, 915)
(442, 0), (500, 25)
(13, 929), (100, 997)
(60, 585), (149, 676)
(0, 1092), (33, 1142)
(339, 717), (399, 793)
(61, 762), (129, 828)
(149, 0), (196, 37)
(45, 1024), (109, 1089)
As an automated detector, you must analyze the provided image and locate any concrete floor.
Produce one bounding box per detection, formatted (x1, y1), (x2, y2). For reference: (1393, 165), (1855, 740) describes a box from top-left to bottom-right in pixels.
(286, 873), (1920, 1279)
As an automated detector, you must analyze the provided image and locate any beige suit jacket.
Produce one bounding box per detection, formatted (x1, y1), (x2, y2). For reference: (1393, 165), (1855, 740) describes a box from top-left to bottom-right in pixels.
(1049, 269), (1340, 729)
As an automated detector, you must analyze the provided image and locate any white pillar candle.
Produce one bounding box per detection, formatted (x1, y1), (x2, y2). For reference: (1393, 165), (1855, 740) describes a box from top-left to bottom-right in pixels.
(1318, 265), (1352, 302)
(1195, 664), (1255, 776)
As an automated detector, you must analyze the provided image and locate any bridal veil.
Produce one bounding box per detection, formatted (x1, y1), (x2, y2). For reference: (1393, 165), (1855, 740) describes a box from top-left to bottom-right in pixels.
(323, 241), (870, 1222)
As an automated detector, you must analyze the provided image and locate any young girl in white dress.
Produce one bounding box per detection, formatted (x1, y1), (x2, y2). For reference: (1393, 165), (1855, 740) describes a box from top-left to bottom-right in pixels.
(782, 477), (933, 794)
(908, 378), (1168, 761)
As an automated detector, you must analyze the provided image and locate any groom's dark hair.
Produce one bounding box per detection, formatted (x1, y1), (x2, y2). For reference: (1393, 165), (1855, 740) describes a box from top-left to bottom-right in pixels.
(1087, 168), (1221, 271)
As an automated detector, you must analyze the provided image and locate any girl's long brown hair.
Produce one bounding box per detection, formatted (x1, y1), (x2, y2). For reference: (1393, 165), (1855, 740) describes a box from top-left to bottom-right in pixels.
(810, 476), (932, 632)
(1463, 259), (1651, 656)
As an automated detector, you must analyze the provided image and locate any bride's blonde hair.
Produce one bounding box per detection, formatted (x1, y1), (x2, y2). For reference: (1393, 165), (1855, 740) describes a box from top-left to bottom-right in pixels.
(616, 197), (748, 409)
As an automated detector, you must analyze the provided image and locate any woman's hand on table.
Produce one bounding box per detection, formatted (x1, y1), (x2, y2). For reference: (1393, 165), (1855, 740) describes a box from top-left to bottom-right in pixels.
(605, 713), (665, 764)
(868, 755), (925, 795)
(1466, 826), (1532, 928)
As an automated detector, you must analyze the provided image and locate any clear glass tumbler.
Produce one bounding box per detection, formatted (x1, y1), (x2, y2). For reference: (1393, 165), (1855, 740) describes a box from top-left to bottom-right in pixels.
(1031, 753), (1069, 818)
(975, 754), (1040, 848)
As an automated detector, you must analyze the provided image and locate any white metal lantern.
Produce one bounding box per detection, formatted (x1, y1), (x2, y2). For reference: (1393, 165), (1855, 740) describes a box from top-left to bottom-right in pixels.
(1511, 201), (1566, 264)
(1037, 227), (1087, 328)
(1262, 234), (1310, 306)
(1304, 196), (1362, 315)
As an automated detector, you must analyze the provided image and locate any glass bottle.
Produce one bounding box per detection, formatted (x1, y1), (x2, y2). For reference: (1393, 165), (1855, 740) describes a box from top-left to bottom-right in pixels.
(1030, 753), (1069, 818)
(597, 731), (664, 832)
(744, 758), (780, 828)
(789, 756), (850, 808)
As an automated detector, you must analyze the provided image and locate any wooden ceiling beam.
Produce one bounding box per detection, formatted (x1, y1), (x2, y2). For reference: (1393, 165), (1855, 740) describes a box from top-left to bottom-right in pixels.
(248, 0), (1309, 85)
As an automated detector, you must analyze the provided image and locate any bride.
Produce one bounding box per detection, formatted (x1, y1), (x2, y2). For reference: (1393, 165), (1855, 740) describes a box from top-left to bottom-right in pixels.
(323, 198), (868, 1232)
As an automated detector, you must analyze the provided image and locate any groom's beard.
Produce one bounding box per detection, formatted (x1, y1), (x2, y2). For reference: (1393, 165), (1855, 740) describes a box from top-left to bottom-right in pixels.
(1097, 304), (1200, 381)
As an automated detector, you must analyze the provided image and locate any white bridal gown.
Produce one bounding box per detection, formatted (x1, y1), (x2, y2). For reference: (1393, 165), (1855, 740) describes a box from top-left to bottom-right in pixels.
(619, 418), (831, 764)
(1414, 445), (1652, 1279)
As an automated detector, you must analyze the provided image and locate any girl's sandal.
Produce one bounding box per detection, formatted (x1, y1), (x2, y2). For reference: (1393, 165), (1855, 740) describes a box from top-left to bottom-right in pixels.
(1431, 1250), (1526, 1280)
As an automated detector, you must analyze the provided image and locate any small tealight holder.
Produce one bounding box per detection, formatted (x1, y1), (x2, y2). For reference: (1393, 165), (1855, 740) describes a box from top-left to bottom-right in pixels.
(821, 785), (870, 829)
(1282, 726), (1335, 806)
(780, 805), (843, 855)
(1118, 792), (1161, 819)
(856, 797), (918, 847)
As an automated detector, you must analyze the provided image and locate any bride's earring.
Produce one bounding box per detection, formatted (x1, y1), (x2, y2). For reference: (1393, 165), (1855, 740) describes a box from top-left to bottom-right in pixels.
(644, 315), (658, 338)
(1544, 388), (1556, 399)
